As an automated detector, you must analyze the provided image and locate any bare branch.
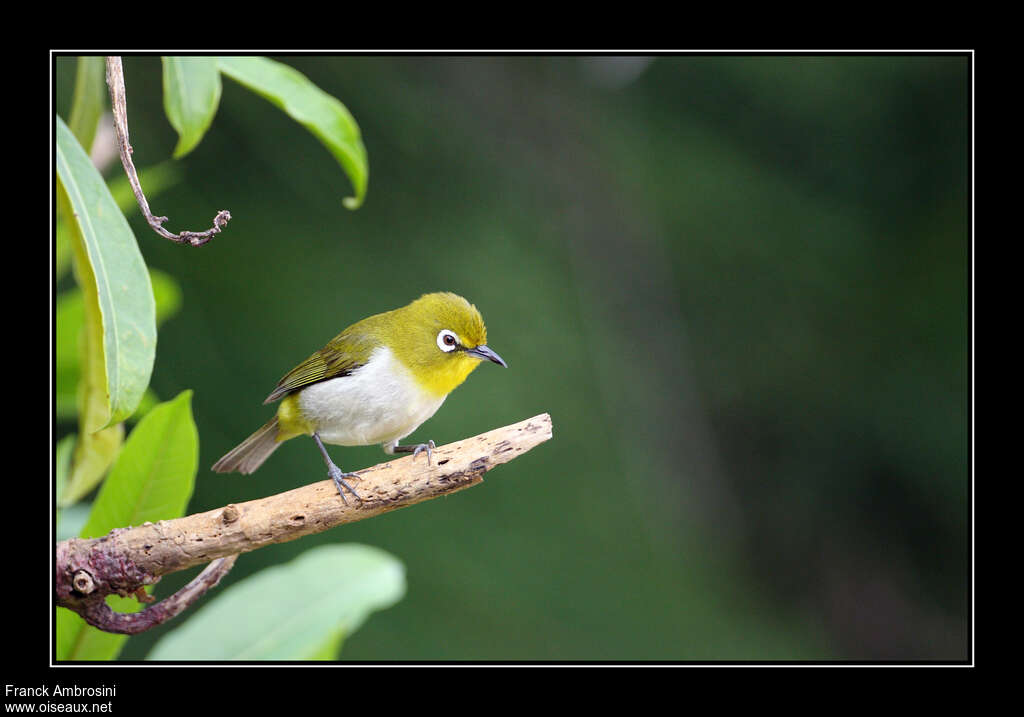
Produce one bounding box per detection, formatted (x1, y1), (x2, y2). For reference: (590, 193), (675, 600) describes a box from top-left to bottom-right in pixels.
(104, 56), (231, 247)
(59, 555), (237, 635)
(56, 413), (552, 634)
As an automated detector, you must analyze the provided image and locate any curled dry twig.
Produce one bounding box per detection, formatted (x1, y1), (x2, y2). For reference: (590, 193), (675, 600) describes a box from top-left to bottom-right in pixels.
(104, 56), (231, 247)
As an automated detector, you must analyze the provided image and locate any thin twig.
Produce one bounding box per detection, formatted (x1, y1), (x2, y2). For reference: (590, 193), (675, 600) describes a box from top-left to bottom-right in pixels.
(61, 555), (238, 635)
(104, 56), (231, 247)
(55, 413), (552, 635)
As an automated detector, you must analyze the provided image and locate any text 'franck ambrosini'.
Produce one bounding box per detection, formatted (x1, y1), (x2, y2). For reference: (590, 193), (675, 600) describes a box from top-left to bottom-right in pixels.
(5, 685), (117, 698)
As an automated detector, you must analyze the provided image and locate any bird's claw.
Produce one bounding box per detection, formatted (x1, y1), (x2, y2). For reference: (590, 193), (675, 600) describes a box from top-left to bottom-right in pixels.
(412, 440), (436, 465)
(328, 466), (362, 504)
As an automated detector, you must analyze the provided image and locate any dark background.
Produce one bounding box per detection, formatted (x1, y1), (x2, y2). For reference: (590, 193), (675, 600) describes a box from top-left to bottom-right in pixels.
(55, 54), (970, 661)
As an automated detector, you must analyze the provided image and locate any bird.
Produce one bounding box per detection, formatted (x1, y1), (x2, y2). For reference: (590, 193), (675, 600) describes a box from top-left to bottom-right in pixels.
(211, 292), (507, 503)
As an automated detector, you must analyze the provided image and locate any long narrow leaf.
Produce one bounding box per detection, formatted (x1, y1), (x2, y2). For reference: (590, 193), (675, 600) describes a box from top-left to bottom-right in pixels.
(57, 115), (125, 506)
(162, 57), (222, 158)
(56, 116), (156, 431)
(56, 270), (181, 423)
(58, 56), (107, 281)
(217, 56), (368, 209)
(55, 291), (85, 419)
(67, 56), (106, 151)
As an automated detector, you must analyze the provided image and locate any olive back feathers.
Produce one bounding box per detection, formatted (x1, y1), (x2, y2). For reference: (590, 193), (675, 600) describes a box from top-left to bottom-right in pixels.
(264, 292), (490, 404)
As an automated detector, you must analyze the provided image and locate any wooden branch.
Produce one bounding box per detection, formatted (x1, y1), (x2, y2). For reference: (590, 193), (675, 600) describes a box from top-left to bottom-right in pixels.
(56, 413), (552, 634)
(105, 56), (231, 246)
(60, 555), (238, 635)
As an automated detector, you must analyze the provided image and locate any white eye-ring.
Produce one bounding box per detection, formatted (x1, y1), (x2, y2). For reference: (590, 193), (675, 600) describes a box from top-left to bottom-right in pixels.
(437, 329), (459, 352)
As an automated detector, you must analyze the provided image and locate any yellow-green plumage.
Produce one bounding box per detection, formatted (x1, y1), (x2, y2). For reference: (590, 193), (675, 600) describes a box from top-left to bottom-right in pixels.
(381, 292), (489, 398)
(211, 292), (505, 488)
(275, 393), (312, 440)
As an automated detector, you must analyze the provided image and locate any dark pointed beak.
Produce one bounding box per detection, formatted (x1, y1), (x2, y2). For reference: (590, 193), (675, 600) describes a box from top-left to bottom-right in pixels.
(465, 344), (508, 368)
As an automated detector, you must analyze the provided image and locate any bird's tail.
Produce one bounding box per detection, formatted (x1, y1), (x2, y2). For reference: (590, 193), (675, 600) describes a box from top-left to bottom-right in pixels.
(212, 417), (283, 475)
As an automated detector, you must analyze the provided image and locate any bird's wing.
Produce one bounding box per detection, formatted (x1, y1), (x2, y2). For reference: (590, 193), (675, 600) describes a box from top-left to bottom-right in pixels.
(263, 329), (379, 404)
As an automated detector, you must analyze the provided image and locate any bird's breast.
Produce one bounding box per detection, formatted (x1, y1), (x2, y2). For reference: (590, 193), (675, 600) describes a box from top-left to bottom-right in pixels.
(292, 346), (446, 447)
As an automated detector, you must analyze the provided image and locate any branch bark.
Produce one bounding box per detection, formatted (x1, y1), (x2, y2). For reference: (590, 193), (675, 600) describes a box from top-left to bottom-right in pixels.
(56, 413), (552, 634)
(105, 56), (231, 246)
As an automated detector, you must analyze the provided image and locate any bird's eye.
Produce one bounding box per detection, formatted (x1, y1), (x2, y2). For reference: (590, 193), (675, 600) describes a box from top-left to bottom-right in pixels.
(437, 329), (459, 352)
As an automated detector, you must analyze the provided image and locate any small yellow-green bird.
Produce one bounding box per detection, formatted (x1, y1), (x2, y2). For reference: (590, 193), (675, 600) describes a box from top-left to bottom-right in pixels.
(212, 292), (507, 502)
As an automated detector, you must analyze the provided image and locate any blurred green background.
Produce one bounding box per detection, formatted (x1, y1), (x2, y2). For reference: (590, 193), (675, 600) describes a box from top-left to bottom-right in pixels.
(54, 54), (970, 661)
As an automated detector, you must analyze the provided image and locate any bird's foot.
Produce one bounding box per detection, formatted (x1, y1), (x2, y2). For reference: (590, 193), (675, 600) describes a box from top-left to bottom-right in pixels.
(390, 439), (437, 465)
(327, 465), (362, 504)
(412, 440), (436, 465)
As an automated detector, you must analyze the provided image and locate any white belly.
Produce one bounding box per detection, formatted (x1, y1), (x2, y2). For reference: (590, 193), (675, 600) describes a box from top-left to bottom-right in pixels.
(296, 346), (446, 447)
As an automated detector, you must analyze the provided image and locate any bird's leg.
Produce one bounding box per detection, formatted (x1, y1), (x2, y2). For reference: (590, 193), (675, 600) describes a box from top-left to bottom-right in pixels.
(312, 432), (361, 504)
(387, 439), (436, 465)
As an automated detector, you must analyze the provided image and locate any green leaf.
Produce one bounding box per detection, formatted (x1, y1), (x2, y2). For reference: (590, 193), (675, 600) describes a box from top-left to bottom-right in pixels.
(58, 57), (111, 293)
(55, 290), (85, 420)
(216, 56), (368, 209)
(55, 270), (180, 424)
(56, 216), (73, 282)
(305, 631), (346, 661)
(67, 57), (106, 152)
(56, 115), (156, 431)
(146, 544), (405, 660)
(61, 424), (123, 508)
(59, 162), (183, 285)
(57, 390), (199, 661)
(128, 388), (162, 423)
(162, 57), (222, 159)
(80, 389), (198, 538)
